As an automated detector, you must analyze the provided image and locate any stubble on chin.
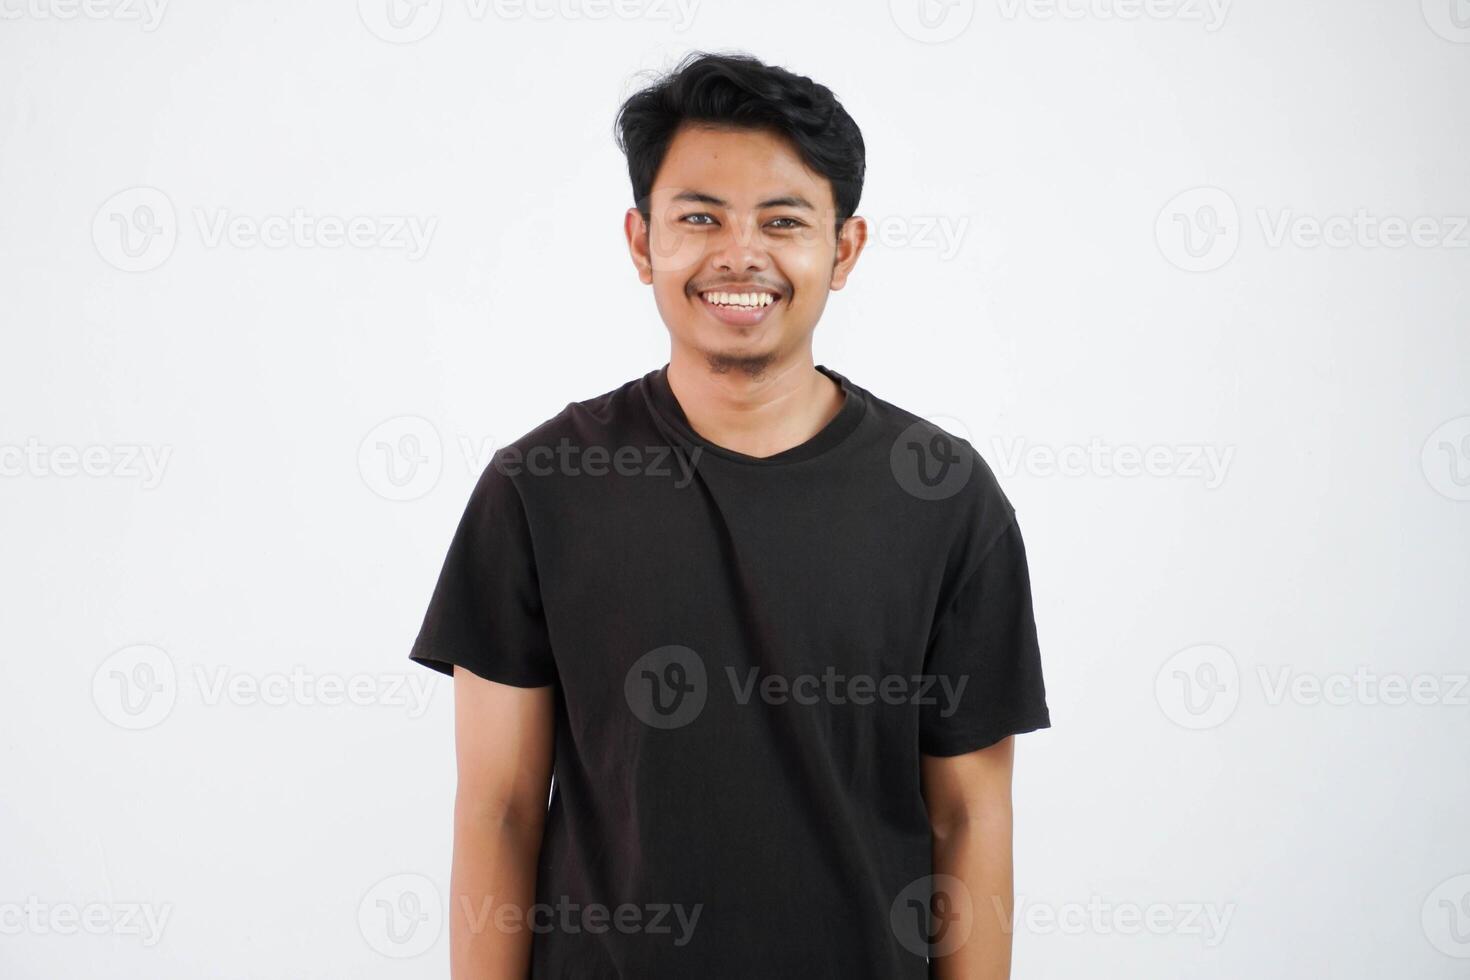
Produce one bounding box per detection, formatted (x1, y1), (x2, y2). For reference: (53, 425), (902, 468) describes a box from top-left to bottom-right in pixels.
(704, 350), (778, 380)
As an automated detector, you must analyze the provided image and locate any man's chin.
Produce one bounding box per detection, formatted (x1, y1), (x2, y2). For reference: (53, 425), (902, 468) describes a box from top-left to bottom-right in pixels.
(665, 315), (805, 378)
(682, 330), (782, 378)
(703, 348), (779, 378)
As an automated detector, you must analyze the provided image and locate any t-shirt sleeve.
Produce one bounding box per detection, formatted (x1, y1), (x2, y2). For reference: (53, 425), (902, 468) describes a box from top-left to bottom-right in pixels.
(408, 458), (557, 687)
(919, 513), (1051, 756)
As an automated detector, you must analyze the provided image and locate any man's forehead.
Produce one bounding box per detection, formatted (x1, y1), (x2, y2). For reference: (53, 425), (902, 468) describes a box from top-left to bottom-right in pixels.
(651, 124), (833, 208)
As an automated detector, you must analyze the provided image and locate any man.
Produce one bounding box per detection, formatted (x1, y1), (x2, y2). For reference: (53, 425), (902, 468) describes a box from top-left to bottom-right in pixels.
(410, 51), (1051, 979)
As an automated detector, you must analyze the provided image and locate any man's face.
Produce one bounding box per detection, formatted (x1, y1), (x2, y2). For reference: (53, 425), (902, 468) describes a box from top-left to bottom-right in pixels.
(625, 124), (866, 375)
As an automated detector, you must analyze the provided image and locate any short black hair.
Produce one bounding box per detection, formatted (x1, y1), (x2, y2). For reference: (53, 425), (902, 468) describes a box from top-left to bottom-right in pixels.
(614, 52), (866, 235)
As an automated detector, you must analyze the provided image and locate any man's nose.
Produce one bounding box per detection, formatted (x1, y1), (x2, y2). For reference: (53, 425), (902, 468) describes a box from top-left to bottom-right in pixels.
(710, 219), (768, 271)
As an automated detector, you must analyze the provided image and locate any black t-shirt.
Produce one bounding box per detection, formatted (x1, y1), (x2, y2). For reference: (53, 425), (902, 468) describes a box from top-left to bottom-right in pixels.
(410, 364), (1051, 979)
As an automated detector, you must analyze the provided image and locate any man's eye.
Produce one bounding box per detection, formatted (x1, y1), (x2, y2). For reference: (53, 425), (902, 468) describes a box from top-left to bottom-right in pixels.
(767, 217), (806, 230)
(679, 213), (716, 226)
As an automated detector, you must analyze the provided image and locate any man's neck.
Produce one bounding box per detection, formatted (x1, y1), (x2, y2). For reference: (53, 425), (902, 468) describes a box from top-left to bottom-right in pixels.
(664, 349), (846, 459)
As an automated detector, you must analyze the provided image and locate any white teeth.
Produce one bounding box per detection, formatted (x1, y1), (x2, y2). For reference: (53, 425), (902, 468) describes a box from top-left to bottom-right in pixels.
(703, 290), (775, 308)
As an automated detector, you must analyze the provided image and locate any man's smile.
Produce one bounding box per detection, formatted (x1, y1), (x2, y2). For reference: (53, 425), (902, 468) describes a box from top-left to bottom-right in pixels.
(694, 283), (784, 326)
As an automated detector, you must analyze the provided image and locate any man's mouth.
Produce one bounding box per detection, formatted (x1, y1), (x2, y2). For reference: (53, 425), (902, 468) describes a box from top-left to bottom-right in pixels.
(694, 286), (783, 327)
(696, 287), (781, 310)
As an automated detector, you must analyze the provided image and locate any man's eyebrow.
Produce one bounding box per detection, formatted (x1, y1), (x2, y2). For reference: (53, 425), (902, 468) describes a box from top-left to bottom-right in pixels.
(671, 191), (816, 211)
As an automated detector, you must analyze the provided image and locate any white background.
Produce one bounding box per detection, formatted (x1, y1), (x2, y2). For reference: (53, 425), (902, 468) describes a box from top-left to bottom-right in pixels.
(3, 0), (1468, 977)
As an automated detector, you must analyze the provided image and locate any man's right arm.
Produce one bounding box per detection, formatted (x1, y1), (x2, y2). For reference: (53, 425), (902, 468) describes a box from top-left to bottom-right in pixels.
(450, 666), (555, 979)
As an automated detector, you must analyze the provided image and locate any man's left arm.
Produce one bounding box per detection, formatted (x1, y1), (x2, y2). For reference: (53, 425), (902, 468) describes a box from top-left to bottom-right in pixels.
(921, 736), (1017, 980)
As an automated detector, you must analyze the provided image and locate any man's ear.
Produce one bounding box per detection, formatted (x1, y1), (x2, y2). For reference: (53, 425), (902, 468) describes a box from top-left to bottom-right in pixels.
(625, 208), (653, 285)
(829, 215), (869, 291)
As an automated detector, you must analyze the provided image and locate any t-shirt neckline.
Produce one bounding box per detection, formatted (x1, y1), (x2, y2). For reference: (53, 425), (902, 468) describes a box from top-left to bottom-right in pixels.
(645, 362), (867, 466)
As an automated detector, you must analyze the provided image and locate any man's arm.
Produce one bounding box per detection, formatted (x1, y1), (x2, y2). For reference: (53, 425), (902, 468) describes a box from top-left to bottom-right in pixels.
(921, 736), (1018, 980)
(450, 666), (555, 979)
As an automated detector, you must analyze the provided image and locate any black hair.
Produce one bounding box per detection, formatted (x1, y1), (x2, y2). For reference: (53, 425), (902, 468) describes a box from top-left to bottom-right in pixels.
(613, 52), (866, 236)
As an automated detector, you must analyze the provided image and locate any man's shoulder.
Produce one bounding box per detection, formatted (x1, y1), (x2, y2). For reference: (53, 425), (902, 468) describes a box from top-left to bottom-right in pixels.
(846, 373), (1015, 530)
(470, 370), (672, 498)
(498, 370), (657, 455)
